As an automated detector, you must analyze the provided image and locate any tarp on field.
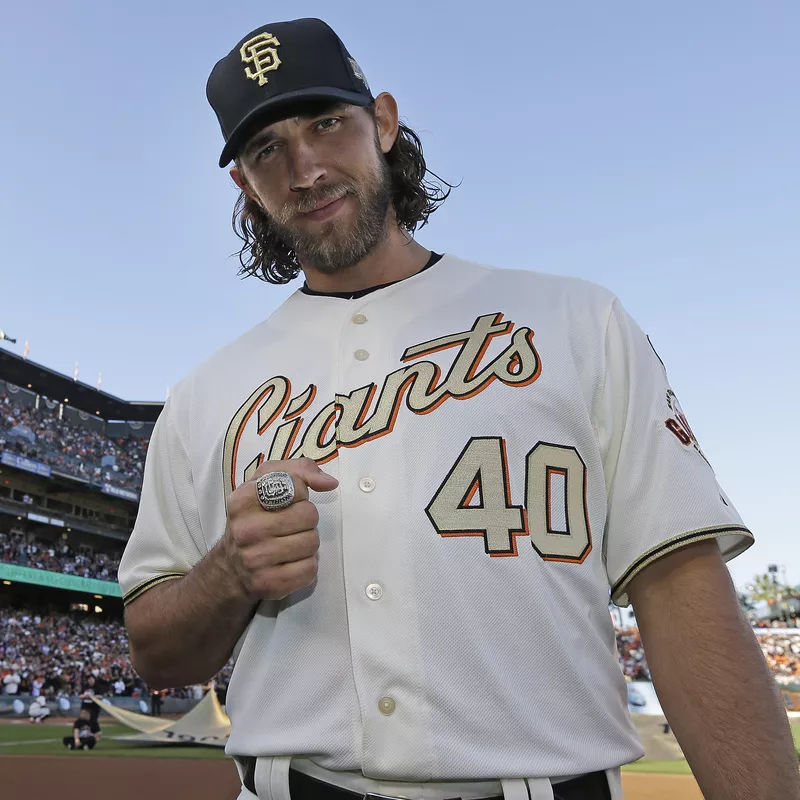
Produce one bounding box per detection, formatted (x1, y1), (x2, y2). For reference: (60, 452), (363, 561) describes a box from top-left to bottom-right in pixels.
(93, 689), (231, 747)
(91, 696), (173, 734)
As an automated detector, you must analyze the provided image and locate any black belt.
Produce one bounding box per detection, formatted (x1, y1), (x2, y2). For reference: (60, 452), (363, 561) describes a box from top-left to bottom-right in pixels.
(240, 760), (612, 800)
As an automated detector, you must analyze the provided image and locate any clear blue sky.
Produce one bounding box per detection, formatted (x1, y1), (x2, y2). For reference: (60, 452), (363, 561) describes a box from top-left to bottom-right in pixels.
(1, 2), (797, 589)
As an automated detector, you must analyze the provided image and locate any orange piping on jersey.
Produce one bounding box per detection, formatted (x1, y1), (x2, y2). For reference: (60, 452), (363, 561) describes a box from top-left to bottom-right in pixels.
(464, 324), (511, 382)
(350, 384), (378, 432)
(275, 418), (303, 461)
(284, 384), (317, 420)
(545, 467), (568, 534)
(540, 456), (592, 565)
(494, 437), (530, 556)
(242, 452), (266, 484)
(257, 380), (292, 435)
(227, 378), (290, 494)
(462, 479), (480, 507)
(401, 313), (512, 363)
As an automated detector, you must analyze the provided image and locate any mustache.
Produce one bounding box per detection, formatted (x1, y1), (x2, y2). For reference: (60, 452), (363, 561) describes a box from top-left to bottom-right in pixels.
(278, 183), (358, 222)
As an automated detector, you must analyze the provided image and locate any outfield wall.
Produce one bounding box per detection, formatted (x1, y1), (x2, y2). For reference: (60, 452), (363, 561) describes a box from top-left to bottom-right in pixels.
(0, 695), (200, 719)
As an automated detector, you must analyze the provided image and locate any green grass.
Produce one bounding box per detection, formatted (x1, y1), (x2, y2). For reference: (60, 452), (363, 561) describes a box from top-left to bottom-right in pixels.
(0, 720), (228, 759)
(792, 723), (800, 751)
(622, 760), (693, 775)
(2, 718), (799, 772)
(621, 722), (800, 776)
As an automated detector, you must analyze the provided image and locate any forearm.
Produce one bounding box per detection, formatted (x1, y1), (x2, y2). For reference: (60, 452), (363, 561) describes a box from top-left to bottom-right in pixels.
(637, 583), (799, 798)
(125, 541), (257, 688)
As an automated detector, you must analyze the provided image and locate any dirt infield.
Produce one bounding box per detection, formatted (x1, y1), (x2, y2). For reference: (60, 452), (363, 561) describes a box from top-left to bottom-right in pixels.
(622, 773), (702, 799)
(1, 755), (242, 800)
(0, 755), (706, 800)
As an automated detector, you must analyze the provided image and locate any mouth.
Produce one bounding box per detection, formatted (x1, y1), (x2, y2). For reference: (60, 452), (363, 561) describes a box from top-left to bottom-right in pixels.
(300, 194), (348, 222)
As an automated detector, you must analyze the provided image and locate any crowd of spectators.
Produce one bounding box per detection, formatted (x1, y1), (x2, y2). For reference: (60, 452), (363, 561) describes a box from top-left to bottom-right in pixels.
(0, 529), (121, 583)
(0, 392), (149, 491)
(0, 607), (234, 703)
(615, 623), (800, 688)
(615, 627), (651, 681)
(755, 631), (800, 687)
(2, 605), (796, 715)
(753, 616), (800, 629)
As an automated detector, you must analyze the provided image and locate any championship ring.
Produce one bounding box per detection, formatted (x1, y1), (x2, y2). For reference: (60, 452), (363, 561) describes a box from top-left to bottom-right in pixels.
(255, 471), (295, 512)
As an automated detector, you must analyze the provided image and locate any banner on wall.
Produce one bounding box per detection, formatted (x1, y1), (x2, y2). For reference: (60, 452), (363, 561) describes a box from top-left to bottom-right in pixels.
(0, 451), (51, 477)
(101, 483), (139, 503)
(0, 563), (122, 598)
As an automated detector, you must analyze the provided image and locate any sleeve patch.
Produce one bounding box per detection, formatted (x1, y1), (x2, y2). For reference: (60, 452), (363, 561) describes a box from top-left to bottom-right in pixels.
(663, 389), (712, 467)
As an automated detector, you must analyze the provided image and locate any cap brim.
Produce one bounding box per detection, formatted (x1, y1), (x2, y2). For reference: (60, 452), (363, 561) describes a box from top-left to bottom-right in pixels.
(218, 87), (372, 167)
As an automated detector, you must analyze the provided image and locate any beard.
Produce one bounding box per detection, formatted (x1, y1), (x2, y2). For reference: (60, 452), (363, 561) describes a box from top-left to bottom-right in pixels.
(263, 151), (394, 275)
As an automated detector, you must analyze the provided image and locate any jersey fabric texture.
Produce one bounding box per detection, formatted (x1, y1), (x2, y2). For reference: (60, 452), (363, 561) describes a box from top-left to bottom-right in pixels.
(118, 255), (753, 781)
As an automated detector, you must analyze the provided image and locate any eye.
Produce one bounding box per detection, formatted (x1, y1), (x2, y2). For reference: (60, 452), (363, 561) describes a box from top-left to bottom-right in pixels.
(315, 117), (341, 133)
(257, 143), (278, 161)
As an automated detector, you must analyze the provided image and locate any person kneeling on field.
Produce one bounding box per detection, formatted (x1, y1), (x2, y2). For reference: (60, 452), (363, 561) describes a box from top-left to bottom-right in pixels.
(28, 696), (51, 724)
(63, 708), (101, 751)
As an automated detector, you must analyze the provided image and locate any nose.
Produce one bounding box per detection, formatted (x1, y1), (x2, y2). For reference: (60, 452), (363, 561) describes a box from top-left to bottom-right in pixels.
(287, 141), (327, 192)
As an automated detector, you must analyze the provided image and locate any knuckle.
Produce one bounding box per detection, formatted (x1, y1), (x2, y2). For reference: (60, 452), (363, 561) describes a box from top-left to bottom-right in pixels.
(296, 500), (319, 528)
(299, 560), (318, 584)
(227, 520), (248, 548)
(256, 568), (281, 596)
(305, 528), (321, 552)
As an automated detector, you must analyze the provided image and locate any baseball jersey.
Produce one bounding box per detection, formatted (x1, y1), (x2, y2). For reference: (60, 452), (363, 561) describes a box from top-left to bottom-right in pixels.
(118, 255), (753, 780)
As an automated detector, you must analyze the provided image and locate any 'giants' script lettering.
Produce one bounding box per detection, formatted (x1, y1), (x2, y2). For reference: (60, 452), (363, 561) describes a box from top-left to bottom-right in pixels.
(222, 313), (541, 493)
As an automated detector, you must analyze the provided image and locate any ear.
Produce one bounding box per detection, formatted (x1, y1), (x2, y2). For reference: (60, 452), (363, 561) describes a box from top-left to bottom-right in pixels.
(373, 92), (400, 155)
(229, 164), (259, 202)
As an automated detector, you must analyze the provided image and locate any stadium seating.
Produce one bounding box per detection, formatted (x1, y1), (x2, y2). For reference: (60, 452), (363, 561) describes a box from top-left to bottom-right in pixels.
(0, 392), (148, 491)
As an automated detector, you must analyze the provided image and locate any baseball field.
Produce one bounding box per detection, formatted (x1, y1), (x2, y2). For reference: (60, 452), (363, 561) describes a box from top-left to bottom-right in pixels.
(2, 718), (799, 799)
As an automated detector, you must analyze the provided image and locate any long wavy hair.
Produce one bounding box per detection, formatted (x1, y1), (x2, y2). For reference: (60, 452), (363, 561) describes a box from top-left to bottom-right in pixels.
(232, 106), (453, 284)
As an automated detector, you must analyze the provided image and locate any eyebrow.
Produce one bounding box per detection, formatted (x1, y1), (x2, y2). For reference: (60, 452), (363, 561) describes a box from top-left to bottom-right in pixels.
(241, 103), (351, 160)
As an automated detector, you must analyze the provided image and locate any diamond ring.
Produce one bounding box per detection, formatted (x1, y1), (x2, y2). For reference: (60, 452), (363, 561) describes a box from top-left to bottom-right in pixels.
(255, 471), (295, 512)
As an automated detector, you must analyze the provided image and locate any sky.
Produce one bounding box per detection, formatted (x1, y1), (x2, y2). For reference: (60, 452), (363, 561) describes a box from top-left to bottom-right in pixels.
(1, 1), (798, 590)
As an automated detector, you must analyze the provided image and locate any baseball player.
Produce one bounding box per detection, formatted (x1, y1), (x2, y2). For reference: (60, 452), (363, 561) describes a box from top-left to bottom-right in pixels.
(120, 18), (799, 800)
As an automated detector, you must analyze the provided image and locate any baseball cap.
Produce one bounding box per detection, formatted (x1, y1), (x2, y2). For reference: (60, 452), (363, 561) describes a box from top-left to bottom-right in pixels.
(206, 18), (374, 168)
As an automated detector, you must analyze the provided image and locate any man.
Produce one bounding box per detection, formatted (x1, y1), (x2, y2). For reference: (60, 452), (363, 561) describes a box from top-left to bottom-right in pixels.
(28, 695), (51, 724)
(121, 17), (799, 800)
(3, 665), (20, 695)
(150, 687), (163, 717)
(63, 708), (101, 751)
(79, 674), (102, 729)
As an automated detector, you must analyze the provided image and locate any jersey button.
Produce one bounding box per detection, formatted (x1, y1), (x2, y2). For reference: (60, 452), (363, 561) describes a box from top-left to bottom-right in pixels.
(378, 697), (396, 716)
(352, 314), (368, 325)
(354, 349), (370, 361)
(365, 583), (383, 600)
(359, 477), (376, 493)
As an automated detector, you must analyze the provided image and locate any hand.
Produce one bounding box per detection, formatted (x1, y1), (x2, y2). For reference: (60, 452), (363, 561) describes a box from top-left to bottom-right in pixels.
(222, 458), (338, 601)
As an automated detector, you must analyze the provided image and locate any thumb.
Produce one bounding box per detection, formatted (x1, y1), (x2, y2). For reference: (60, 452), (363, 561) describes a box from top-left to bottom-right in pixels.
(305, 468), (339, 493)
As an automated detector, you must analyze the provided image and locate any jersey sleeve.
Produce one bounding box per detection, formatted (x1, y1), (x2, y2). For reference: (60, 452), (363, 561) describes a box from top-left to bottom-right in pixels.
(118, 395), (207, 607)
(598, 298), (754, 606)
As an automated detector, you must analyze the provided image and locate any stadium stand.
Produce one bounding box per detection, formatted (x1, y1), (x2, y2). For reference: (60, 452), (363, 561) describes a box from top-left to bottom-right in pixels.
(0, 390), (148, 492)
(0, 605), (234, 701)
(0, 528), (120, 582)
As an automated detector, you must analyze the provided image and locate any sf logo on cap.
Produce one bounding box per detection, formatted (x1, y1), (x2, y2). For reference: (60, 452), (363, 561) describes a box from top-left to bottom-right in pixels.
(240, 32), (282, 86)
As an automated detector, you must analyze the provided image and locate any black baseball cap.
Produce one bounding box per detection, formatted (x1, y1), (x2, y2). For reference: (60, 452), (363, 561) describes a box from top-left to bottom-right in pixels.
(206, 18), (374, 168)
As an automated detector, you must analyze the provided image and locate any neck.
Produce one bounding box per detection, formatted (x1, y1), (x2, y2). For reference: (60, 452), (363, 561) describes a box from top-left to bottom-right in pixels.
(301, 222), (430, 294)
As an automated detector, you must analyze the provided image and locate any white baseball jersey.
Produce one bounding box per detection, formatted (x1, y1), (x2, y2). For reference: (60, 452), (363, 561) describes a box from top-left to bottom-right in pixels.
(119, 255), (753, 781)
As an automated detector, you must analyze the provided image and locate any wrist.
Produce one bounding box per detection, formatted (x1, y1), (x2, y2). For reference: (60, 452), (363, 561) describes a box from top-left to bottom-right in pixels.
(210, 538), (254, 607)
